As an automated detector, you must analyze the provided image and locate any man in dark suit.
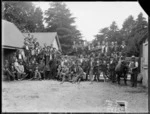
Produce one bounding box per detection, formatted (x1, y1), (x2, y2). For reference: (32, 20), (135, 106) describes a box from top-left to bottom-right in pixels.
(129, 56), (139, 87)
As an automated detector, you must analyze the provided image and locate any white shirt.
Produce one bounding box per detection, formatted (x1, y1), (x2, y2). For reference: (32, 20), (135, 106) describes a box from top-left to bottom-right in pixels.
(135, 62), (138, 67)
(121, 45), (126, 49)
(14, 61), (19, 67)
(19, 65), (24, 73)
(105, 46), (108, 53)
(25, 45), (29, 50)
(101, 45), (105, 53)
(14, 62), (20, 72)
(31, 50), (35, 55)
(18, 54), (22, 59)
(80, 58), (83, 63)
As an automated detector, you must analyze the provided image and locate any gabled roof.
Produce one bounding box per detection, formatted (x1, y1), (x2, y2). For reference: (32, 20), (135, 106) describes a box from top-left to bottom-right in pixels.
(2, 20), (24, 49)
(23, 32), (62, 51)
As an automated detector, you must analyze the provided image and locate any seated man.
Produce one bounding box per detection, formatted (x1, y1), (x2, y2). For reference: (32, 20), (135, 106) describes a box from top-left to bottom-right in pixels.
(72, 64), (85, 84)
(14, 59), (26, 80)
(38, 60), (45, 80)
(24, 61), (34, 79)
(32, 65), (42, 80)
(69, 63), (76, 81)
(9, 62), (17, 80)
(60, 65), (70, 84)
(3, 60), (15, 81)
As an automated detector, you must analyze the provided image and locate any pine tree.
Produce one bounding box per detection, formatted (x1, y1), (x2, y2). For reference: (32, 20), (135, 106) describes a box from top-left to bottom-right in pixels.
(44, 2), (82, 54)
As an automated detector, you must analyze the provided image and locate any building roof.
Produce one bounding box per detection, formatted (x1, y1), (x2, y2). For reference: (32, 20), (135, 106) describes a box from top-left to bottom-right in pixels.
(2, 20), (24, 49)
(23, 32), (62, 51)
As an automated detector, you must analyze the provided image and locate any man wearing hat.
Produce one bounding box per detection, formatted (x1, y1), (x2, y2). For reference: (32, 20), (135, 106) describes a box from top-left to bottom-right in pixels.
(129, 55), (139, 87)
(93, 58), (100, 82)
(109, 57), (117, 82)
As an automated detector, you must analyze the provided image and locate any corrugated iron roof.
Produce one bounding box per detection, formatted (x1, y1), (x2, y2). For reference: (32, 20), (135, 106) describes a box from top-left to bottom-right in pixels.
(2, 20), (24, 48)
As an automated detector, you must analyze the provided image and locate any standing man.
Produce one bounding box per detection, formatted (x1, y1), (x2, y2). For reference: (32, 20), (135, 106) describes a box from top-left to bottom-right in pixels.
(51, 54), (58, 80)
(105, 42), (110, 56)
(101, 41), (105, 54)
(110, 42), (115, 52)
(93, 58), (100, 82)
(102, 60), (108, 82)
(38, 60), (45, 80)
(109, 57), (116, 82)
(89, 57), (94, 83)
(129, 56), (139, 87)
(97, 42), (101, 49)
(114, 41), (119, 53)
(120, 41), (127, 56)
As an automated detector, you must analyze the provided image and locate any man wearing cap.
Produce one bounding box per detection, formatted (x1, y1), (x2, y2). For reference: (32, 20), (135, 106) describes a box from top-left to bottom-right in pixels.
(129, 55), (139, 87)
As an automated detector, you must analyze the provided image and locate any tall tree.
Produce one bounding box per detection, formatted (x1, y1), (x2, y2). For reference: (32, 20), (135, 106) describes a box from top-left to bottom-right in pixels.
(28, 7), (45, 32)
(121, 15), (136, 42)
(127, 12), (148, 56)
(44, 2), (82, 54)
(110, 21), (119, 32)
(94, 13), (148, 57)
(95, 27), (109, 43)
(3, 1), (45, 32)
(107, 21), (122, 44)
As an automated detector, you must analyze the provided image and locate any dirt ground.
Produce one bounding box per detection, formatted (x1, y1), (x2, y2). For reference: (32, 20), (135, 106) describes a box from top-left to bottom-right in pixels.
(2, 80), (148, 112)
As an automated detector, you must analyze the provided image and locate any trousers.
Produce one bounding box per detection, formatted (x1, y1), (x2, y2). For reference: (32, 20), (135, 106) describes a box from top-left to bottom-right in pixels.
(131, 70), (138, 87)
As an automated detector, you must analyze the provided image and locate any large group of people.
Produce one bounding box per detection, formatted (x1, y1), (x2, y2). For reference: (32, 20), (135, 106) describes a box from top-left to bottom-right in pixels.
(3, 33), (61, 81)
(3, 36), (139, 87)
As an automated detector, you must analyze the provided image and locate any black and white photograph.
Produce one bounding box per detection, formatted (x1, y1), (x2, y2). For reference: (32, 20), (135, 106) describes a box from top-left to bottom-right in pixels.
(2, 1), (149, 113)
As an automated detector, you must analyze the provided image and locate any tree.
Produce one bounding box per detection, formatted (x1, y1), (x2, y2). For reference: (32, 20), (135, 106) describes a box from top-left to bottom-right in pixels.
(122, 16), (136, 36)
(27, 7), (45, 32)
(108, 21), (120, 42)
(3, 1), (45, 32)
(95, 27), (109, 43)
(94, 13), (148, 57)
(127, 12), (148, 56)
(110, 21), (119, 32)
(44, 2), (82, 54)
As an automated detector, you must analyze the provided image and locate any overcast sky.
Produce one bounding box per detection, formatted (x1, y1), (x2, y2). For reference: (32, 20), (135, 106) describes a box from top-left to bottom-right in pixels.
(33, 2), (148, 42)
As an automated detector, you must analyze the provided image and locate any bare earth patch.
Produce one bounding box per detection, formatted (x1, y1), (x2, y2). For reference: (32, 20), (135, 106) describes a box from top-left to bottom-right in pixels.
(2, 80), (148, 112)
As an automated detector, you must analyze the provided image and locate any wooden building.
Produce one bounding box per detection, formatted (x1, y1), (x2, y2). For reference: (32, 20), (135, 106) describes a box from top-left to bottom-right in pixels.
(2, 20), (25, 63)
(139, 37), (148, 87)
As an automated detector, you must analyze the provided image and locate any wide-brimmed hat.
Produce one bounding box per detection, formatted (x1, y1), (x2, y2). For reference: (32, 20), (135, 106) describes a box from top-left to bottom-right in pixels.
(131, 55), (135, 59)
